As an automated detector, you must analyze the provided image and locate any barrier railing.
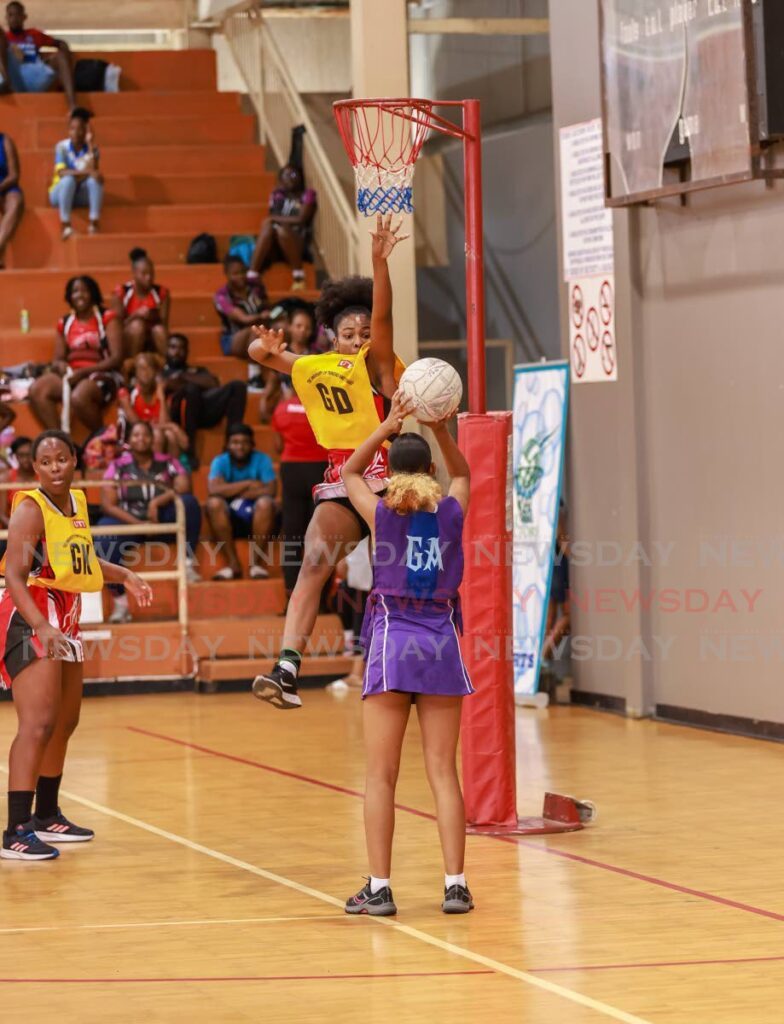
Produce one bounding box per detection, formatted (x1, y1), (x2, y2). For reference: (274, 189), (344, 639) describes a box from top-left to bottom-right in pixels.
(222, 4), (360, 279)
(0, 479), (189, 641)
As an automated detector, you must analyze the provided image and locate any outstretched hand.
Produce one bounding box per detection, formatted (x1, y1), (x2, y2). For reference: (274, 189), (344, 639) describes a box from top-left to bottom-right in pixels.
(249, 326), (287, 365)
(124, 572), (153, 608)
(382, 389), (416, 434)
(370, 213), (410, 261)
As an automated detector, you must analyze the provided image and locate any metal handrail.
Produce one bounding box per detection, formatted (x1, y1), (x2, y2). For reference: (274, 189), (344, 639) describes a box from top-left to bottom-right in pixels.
(0, 479), (189, 637)
(222, 5), (360, 279)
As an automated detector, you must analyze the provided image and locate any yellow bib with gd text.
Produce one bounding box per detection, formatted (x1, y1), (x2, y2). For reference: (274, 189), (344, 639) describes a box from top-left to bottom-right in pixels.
(291, 344), (404, 451)
(2, 489), (104, 593)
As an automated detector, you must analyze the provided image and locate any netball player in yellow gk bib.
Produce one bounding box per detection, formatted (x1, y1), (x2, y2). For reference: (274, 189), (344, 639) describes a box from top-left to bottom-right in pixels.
(0, 431), (152, 861)
(248, 214), (408, 709)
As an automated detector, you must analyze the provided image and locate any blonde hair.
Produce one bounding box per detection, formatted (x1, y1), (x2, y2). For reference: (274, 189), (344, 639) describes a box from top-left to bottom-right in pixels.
(383, 473), (442, 515)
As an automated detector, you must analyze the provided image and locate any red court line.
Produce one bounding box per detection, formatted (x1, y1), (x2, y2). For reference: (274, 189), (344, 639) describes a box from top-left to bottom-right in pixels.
(127, 725), (784, 924)
(0, 971), (493, 984)
(126, 726), (433, 820)
(531, 953), (784, 974)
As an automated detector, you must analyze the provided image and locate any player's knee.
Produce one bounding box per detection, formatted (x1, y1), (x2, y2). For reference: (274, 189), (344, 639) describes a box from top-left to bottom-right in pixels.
(366, 759), (400, 788)
(19, 716), (57, 748)
(206, 495), (226, 514)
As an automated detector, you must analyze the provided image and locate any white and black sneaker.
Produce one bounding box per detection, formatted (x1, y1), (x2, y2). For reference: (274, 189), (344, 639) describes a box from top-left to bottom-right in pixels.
(252, 663), (302, 710)
(33, 809), (94, 843)
(1, 823), (60, 860)
(442, 883), (474, 914)
(345, 879), (397, 916)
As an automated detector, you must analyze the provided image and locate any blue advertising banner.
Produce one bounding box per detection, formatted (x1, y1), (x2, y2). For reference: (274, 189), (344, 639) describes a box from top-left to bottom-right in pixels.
(512, 361), (569, 697)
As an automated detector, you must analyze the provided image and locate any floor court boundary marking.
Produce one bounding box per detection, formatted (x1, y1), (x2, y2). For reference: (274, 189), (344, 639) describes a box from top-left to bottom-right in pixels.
(0, 915), (339, 936)
(0, 766), (650, 1024)
(128, 725), (784, 925)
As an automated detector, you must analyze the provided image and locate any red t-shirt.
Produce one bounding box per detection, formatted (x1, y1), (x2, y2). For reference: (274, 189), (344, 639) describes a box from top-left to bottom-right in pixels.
(114, 281), (169, 320)
(129, 386), (161, 422)
(57, 309), (117, 369)
(6, 28), (56, 62)
(271, 397), (328, 463)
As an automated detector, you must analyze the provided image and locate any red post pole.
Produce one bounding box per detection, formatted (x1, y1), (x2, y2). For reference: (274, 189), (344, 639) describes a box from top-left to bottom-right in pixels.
(463, 99), (486, 415)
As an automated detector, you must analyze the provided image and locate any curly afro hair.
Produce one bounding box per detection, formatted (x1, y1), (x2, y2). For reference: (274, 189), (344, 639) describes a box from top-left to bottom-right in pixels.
(315, 275), (373, 332)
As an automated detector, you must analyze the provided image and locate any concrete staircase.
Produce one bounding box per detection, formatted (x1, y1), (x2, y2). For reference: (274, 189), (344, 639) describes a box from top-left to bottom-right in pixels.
(0, 49), (350, 690)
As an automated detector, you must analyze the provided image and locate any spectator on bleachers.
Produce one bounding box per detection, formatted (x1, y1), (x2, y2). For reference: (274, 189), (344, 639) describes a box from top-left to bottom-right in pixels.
(48, 107), (103, 240)
(249, 164), (316, 292)
(214, 254), (269, 360)
(112, 248), (170, 356)
(29, 275), (122, 434)
(270, 383), (328, 597)
(205, 423), (277, 581)
(0, 434), (33, 528)
(163, 332), (247, 467)
(117, 352), (188, 460)
(97, 420), (202, 622)
(0, 2), (76, 110)
(0, 131), (23, 270)
(258, 301), (318, 421)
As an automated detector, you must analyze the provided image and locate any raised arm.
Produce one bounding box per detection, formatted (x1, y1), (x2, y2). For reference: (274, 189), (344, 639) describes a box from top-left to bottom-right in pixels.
(342, 390), (414, 530)
(425, 417), (470, 513)
(248, 325), (302, 376)
(367, 214), (409, 397)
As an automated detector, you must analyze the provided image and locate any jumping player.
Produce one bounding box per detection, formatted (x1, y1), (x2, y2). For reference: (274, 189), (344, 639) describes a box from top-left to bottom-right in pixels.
(1, 430), (152, 860)
(248, 214), (407, 710)
(341, 392), (475, 916)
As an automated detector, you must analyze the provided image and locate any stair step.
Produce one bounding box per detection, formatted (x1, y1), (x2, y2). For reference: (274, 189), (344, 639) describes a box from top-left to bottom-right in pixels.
(18, 171), (272, 208)
(126, 577), (287, 621)
(197, 655), (352, 684)
(5, 91), (242, 119)
(33, 115), (256, 150)
(18, 144), (265, 180)
(0, 287), (317, 332)
(1, 326), (242, 360)
(188, 615), (344, 660)
(78, 50), (218, 92)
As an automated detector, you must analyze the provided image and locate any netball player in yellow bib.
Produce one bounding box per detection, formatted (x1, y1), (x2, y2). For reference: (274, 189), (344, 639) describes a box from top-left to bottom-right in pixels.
(248, 215), (407, 709)
(0, 430), (152, 861)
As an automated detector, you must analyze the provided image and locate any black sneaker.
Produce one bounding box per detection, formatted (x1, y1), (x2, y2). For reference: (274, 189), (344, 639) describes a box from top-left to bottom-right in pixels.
(1, 823), (59, 861)
(33, 809), (94, 844)
(345, 879), (397, 916)
(442, 883), (474, 914)
(252, 663), (302, 710)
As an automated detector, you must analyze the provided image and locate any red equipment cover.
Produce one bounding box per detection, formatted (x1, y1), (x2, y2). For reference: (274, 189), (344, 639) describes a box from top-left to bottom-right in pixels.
(457, 412), (517, 828)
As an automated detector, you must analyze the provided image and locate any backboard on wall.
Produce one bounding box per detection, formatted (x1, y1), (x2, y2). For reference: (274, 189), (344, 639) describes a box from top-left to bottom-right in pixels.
(599, 0), (784, 205)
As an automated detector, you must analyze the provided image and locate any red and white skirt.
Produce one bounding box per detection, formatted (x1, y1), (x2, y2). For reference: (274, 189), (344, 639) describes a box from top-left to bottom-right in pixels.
(0, 586), (83, 690)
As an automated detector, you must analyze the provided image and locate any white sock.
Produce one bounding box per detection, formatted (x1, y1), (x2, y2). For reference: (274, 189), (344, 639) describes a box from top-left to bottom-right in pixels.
(369, 876), (390, 894)
(445, 873), (466, 889)
(113, 594), (128, 609)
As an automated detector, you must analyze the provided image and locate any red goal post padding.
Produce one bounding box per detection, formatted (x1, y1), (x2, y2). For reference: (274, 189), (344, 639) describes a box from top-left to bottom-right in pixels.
(458, 412), (517, 829)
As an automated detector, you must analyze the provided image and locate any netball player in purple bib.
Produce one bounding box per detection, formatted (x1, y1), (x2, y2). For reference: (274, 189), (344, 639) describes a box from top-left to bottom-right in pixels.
(341, 391), (474, 916)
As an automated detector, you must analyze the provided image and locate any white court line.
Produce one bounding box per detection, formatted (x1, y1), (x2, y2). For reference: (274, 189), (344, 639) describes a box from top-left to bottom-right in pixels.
(0, 915), (334, 936)
(0, 777), (652, 1024)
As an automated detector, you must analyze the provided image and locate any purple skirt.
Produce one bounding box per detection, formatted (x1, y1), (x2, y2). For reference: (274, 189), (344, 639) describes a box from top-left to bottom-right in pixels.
(360, 592), (474, 699)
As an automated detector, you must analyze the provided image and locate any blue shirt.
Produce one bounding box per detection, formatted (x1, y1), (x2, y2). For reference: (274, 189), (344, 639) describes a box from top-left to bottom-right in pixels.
(208, 450), (276, 485)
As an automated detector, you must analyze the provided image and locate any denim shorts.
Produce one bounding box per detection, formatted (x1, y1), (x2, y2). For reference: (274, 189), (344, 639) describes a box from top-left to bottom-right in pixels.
(3, 54), (56, 93)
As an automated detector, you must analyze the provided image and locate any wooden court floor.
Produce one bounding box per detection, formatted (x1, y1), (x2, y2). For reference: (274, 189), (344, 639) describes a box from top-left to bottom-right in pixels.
(1, 691), (783, 1024)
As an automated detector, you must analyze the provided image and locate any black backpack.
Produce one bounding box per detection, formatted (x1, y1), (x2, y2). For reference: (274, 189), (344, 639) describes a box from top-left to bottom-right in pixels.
(186, 233), (218, 264)
(74, 59), (108, 92)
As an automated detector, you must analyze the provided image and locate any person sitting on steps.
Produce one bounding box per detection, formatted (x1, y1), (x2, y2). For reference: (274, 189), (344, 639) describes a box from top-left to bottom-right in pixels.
(205, 423), (278, 582)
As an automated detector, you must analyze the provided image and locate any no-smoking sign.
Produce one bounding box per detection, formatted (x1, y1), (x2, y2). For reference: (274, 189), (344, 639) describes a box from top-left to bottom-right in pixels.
(567, 274), (617, 383)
